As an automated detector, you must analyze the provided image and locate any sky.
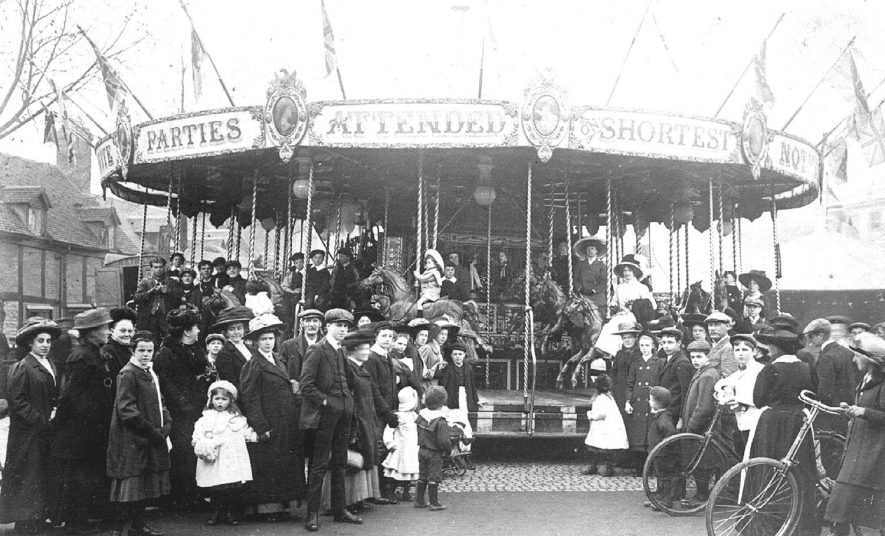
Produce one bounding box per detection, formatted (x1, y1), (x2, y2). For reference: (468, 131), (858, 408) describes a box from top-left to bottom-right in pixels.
(2, 0), (884, 288)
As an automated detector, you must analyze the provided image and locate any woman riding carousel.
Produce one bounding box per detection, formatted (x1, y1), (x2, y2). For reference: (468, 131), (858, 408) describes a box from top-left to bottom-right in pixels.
(738, 269), (771, 318)
(594, 254), (657, 358)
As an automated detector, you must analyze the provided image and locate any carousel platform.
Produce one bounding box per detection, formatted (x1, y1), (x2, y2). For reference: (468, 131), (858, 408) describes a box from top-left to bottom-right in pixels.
(470, 388), (597, 438)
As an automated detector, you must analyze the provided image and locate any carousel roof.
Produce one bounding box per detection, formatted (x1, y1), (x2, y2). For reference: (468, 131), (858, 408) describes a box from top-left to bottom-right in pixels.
(97, 75), (820, 236)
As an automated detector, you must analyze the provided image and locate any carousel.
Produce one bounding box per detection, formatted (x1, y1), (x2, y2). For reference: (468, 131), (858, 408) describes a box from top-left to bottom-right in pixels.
(96, 70), (820, 436)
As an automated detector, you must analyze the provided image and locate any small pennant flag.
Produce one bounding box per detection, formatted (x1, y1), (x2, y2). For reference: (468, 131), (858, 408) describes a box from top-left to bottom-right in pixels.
(753, 40), (776, 108)
(80, 28), (127, 111)
(43, 107), (57, 145)
(191, 29), (207, 100)
(321, 0), (338, 77)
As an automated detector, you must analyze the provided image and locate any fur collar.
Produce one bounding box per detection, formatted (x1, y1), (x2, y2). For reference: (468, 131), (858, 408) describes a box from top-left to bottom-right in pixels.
(419, 407), (446, 421)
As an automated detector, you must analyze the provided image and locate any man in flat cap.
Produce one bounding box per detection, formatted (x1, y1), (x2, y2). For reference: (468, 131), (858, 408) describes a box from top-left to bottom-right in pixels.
(804, 318), (855, 435)
(300, 308), (360, 530)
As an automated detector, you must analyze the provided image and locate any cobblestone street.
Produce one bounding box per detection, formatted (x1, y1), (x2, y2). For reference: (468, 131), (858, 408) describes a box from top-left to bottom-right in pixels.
(441, 462), (643, 493)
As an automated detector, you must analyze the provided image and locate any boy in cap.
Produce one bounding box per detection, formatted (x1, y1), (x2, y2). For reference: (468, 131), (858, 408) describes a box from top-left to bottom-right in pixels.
(222, 260), (246, 304)
(282, 253), (305, 301)
(304, 249), (331, 310)
(644, 387), (677, 511)
(211, 256), (228, 290)
(678, 340), (719, 507)
(415, 387), (452, 511)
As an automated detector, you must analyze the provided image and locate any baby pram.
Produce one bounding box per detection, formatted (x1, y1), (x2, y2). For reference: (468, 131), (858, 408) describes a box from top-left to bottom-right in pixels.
(442, 419), (473, 478)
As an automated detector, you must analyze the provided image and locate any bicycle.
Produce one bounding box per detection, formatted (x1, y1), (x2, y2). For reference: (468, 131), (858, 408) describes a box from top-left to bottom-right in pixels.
(705, 390), (853, 536)
(643, 401), (739, 516)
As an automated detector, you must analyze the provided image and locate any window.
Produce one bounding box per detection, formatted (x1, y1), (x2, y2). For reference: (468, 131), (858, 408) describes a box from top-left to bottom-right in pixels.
(870, 210), (882, 231)
(27, 206), (45, 235)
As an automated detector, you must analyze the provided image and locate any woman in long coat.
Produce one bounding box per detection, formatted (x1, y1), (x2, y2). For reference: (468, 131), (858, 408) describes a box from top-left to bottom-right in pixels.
(100, 307), (138, 386)
(340, 329), (397, 511)
(239, 313), (304, 519)
(826, 333), (885, 534)
(153, 308), (209, 511)
(51, 308), (114, 531)
(624, 332), (662, 473)
(749, 327), (819, 536)
(0, 317), (60, 534)
(107, 331), (171, 536)
(212, 306), (255, 390)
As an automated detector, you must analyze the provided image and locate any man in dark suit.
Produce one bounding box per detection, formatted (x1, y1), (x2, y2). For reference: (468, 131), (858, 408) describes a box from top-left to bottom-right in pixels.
(657, 327), (694, 427)
(303, 249), (331, 310)
(299, 308), (360, 530)
(804, 318), (854, 434)
(572, 238), (607, 310)
(280, 307), (324, 492)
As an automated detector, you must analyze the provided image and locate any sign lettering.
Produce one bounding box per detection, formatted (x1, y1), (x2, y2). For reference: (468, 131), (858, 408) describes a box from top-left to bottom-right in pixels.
(135, 109), (260, 163)
(571, 109), (738, 162)
(312, 102), (519, 147)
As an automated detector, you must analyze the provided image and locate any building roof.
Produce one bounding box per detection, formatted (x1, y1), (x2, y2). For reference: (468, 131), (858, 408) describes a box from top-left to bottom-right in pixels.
(0, 154), (138, 254)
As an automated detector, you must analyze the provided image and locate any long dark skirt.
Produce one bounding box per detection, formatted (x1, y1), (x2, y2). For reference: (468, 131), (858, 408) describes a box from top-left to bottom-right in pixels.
(245, 434), (305, 505)
(52, 457), (110, 524)
(0, 426), (52, 523)
(168, 418), (200, 505)
(109, 471), (171, 503)
(826, 482), (885, 529)
(749, 408), (818, 535)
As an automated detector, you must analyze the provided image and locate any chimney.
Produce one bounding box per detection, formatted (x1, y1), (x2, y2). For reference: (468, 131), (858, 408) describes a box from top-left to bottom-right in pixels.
(56, 135), (93, 193)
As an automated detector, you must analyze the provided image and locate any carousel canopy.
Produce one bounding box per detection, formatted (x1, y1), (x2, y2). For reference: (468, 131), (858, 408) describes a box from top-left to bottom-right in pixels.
(97, 72), (819, 236)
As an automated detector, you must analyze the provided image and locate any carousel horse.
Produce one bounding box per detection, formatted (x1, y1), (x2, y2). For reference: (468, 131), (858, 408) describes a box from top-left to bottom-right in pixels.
(258, 273), (297, 336)
(358, 266), (464, 324)
(202, 287), (242, 330)
(358, 266), (493, 360)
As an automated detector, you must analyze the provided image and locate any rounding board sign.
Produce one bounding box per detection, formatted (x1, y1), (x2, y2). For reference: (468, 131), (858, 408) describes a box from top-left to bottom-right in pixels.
(133, 107), (264, 164)
(309, 100), (520, 147)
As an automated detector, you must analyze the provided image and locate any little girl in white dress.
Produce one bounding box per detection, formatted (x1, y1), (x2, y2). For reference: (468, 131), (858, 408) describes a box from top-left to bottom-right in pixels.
(382, 387), (420, 501)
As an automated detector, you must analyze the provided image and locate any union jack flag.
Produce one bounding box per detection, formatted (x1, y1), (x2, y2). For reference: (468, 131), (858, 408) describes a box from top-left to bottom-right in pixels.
(321, 0), (337, 77)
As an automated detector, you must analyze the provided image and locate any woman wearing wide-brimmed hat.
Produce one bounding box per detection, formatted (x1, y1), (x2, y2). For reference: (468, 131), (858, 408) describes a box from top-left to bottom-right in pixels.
(152, 307), (208, 511)
(572, 237), (608, 309)
(212, 306), (256, 389)
(826, 333), (885, 535)
(51, 308), (116, 531)
(0, 317), (61, 533)
(738, 269), (771, 317)
(747, 325), (819, 535)
(594, 254), (657, 357)
(239, 313), (305, 519)
(101, 306), (138, 385)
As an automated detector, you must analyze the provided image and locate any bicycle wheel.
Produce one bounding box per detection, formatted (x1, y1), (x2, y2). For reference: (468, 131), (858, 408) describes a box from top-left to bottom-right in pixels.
(706, 457), (801, 536)
(813, 430), (846, 480)
(642, 433), (730, 516)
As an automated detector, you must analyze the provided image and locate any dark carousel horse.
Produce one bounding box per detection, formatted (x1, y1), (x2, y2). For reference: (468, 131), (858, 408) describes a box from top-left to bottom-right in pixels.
(505, 273), (604, 390)
(358, 266), (492, 361)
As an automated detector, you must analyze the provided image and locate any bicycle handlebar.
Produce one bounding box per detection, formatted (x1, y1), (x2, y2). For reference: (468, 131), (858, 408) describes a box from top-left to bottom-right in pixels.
(798, 390), (844, 415)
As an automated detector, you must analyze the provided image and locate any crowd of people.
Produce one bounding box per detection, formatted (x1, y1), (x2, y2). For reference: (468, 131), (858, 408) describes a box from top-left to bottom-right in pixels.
(2, 243), (884, 535)
(0, 251), (482, 535)
(578, 307), (885, 535)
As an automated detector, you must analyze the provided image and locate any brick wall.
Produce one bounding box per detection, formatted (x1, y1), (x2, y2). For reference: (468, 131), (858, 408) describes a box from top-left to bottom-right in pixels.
(66, 254), (83, 303)
(0, 241), (18, 293)
(45, 252), (60, 301)
(84, 256), (103, 304)
(22, 246), (42, 296)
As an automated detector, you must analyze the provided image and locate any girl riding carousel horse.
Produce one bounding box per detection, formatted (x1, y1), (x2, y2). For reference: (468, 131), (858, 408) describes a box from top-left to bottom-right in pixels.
(594, 254), (656, 358)
(414, 249), (445, 317)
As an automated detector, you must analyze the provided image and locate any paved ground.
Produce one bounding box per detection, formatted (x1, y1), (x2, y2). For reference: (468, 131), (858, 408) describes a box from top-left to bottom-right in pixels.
(439, 461), (643, 493)
(0, 492), (703, 536)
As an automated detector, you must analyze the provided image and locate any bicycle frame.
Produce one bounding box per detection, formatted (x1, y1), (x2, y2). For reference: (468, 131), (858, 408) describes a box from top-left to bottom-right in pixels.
(683, 403), (740, 475)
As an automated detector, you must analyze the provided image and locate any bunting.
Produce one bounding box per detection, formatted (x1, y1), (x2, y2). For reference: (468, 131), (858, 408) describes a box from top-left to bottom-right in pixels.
(834, 51), (885, 168)
(42, 106), (57, 145)
(321, 0), (337, 78)
(80, 29), (126, 111)
(753, 40), (775, 108)
(191, 29), (207, 100)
